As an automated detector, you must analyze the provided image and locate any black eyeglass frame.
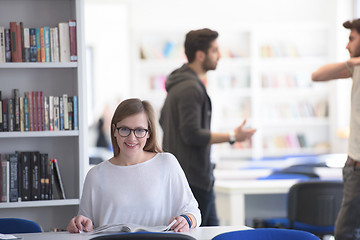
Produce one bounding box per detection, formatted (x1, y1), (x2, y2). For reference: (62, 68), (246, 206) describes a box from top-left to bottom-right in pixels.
(116, 127), (149, 138)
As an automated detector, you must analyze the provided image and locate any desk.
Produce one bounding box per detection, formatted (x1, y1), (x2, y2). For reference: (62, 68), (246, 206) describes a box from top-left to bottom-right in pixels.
(214, 167), (343, 226)
(13, 226), (251, 240)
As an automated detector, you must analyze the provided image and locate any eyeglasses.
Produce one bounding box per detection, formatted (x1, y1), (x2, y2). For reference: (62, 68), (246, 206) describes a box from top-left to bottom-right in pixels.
(116, 127), (149, 138)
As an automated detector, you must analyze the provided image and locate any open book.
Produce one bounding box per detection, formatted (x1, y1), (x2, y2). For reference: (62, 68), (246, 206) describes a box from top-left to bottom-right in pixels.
(92, 220), (177, 234)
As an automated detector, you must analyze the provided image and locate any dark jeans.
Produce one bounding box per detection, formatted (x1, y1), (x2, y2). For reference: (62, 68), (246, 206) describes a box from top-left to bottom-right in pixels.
(190, 185), (219, 226)
(335, 157), (360, 240)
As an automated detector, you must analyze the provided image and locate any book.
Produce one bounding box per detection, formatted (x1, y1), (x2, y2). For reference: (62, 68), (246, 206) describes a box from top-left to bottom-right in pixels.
(7, 98), (14, 132)
(40, 27), (45, 62)
(53, 96), (60, 130)
(2, 99), (8, 132)
(19, 97), (24, 131)
(0, 26), (5, 63)
(67, 96), (73, 130)
(43, 27), (50, 62)
(68, 20), (77, 62)
(63, 94), (69, 130)
(1, 157), (9, 202)
(23, 27), (30, 62)
(58, 22), (70, 62)
(9, 22), (19, 62)
(51, 158), (65, 199)
(24, 95), (29, 131)
(0, 91), (3, 131)
(59, 96), (64, 130)
(20, 151), (31, 201)
(35, 28), (41, 62)
(43, 96), (49, 131)
(49, 96), (54, 131)
(31, 151), (40, 200)
(39, 153), (48, 200)
(29, 28), (37, 62)
(92, 221), (176, 234)
(13, 89), (20, 131)
(73, 96), (78, 130)
(4, 28), (11, 62)
(9, 153), (18, 202)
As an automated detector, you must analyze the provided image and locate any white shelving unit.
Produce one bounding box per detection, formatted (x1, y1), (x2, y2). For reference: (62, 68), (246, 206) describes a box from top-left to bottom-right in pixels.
(132, 23), (335, 161)
(0, 0), (87, 231)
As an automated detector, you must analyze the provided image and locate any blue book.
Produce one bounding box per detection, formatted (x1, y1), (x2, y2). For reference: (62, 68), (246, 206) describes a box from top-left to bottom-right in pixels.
(43, 27), (50, 62)
(35, 28), (41, 62)
(73, 96), (78, 130)
(24, 96), (29, 131)
(29, 28), (37, 62)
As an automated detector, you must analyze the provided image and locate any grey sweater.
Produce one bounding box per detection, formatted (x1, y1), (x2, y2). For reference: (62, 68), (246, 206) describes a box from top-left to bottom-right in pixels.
(159, 64), (214, 191)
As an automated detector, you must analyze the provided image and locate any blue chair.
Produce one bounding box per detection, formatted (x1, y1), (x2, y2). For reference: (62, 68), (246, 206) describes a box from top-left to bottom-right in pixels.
(0, 218), (42, 234)
(90, 232), (196, 240)
(212, 228), (320, 240)
(262, 181), (343, 237)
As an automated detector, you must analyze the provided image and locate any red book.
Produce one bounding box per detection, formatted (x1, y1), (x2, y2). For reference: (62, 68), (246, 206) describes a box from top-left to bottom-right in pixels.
(68, 20), (77, 62)
(9, 22), (18, 62)
(16, 24), (22, 62)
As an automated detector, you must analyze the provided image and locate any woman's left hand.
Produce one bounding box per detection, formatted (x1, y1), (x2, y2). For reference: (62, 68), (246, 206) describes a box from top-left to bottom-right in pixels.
(169, 216), (190, 232)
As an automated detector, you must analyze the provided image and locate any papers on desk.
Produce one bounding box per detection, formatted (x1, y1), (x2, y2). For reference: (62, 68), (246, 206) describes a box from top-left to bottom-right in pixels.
(0, 234), (22, 240)
(92, 220), (176, 234)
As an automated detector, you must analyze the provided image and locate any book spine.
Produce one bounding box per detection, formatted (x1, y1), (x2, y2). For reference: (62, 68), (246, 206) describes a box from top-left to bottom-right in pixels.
(44, 27), (50, 62)
(63, 94), (69, 130)
(24, 94), (29, 131)
(32, 91), (37, 131)
(53, 27), (59, 62)
(73, 96), (78, 130)
(29, 28), (37, 62)
(52, 158), (66, 199)
(68, 97), (73, 130)
(9, 22), (18, 62)
(0, 91), (3, 131)
(23, 27), (30, 62)
(16, 24), (22, 62)
(0, 26), (5, 63)
(7, 98), (14, 132)
(49, 96), (54, 131)
(31, 151), (40, 201)
(9, 153), (18, 202)
(2, 99), (8, 132)
(13, 89), (20, 131)
(54, 96), (60, 131)
(20, 22), (24, 62)
(40, 153), (48, 200)
(37, 91), (42, 131)
(59, 96), (64, 130)
(1, 159), (9, 202)
(35, 28), (41, 62)
(48, 157), (52, 200)
(58, 22), (70, 62)
(20, 151), (31, 201)
(5, 28), (11, 62)
(44, 96), (49, 131)
(19, 96), (24, 131)
(69, 20), (77, 62)
(40, 27), (45, 62)
(28, 91), (33, 131)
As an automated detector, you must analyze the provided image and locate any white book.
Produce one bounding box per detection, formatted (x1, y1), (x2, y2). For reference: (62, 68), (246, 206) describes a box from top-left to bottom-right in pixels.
(49, 96), (54, 131)
(63, 94), (69, 130)
(53, 96), (60, 130)
(92, 220), (177, 234)
(53, 27), (60, 62)
(0, 26), (5, 63)
(58, 22), (70, 62)
(23, 27), (30, 62)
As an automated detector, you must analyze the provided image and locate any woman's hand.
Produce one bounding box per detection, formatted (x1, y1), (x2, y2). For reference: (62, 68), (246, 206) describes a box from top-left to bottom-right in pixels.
(169, 215), (191, 232)
(67, 215), (93, 233)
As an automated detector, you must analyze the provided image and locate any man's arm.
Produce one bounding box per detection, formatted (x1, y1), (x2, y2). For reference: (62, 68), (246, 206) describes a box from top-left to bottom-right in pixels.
(209, 119), (256, 144)
(311, 62), (351, 81)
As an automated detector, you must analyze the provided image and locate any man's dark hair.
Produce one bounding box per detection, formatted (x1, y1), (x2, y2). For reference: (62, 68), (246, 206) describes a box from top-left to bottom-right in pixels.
(343, 19), (360, 34)
(184, 28), (218, 63)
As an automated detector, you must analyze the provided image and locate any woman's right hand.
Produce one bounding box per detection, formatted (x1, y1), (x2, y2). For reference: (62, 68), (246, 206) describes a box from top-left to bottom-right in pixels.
(67, 215), (94, 233)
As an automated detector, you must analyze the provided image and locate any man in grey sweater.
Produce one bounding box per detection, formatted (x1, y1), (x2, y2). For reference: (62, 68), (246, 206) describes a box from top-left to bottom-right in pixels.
(160, 28), (256, 226)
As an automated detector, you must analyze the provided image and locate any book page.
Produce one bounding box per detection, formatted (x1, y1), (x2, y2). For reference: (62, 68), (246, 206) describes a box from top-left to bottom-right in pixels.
(92, 222), (174, 234)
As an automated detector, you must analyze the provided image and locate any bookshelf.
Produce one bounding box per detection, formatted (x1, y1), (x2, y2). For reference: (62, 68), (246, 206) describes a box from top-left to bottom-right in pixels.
(132, 24), (335, 161)
(0, 0), (87, 232)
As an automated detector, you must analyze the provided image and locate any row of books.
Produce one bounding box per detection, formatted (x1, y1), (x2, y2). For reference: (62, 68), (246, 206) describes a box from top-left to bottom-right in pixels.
(262, 101), (328, 119)
(261, 73), (312, 88)
(0, 89), (78, 132)
(1, 151), (66, 203)
(263, 133), (308, 149)
(260, 44), (299, 58)
(0, 20), (77, 63)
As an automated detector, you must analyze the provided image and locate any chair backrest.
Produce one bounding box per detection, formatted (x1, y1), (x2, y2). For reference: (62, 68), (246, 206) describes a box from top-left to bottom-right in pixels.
(212, 228), (320, 240)
(90, 232), (196, 240)
(0, 218), (42, 234)
(288, 181), (343, 228)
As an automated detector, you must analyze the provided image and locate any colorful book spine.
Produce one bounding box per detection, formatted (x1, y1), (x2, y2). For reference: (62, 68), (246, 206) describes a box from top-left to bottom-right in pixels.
(0, 91), (2, 131)
(9, 153), (18, 202)
(35, 28), (41, 62)
(43, 27), (50, 62)
(63, 94), (69, 130)
(20, 151), (31, 201)
(5, 28), (11, 62)
(69, 20), (77, 62)
(49, 96), (54, 131)
(1, 158), (9, 202)
(24, 94), (29, 131)
(29, 28), (37, 62)
(13, 89), (20, 131)
(73, 96), (78, 130)
(31, 151), (40, 201)
(23, 27), (30, 62)
(53, 96), (60, 131)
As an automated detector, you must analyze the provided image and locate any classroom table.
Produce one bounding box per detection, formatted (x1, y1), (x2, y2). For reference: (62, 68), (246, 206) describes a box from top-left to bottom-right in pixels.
(11, 226), (251, 240)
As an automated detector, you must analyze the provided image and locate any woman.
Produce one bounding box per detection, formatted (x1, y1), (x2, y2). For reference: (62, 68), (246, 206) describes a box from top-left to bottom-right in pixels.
(67, 98), (201, 233)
